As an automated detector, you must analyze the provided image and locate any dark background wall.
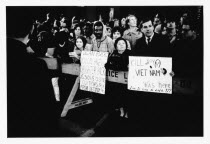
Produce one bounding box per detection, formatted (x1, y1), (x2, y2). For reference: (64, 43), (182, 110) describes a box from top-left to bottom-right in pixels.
(8, 6), (202, 22)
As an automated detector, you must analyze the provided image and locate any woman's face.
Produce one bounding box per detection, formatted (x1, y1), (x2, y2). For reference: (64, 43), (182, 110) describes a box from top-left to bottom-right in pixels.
(117, 40), (126, 51)
(76, 38), (84, 49)
(113, 31), (121, 40)
(75, 26), (81, 37)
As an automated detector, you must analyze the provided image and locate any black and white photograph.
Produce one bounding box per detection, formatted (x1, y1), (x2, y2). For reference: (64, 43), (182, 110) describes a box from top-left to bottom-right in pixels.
(1, 0), (209, 144)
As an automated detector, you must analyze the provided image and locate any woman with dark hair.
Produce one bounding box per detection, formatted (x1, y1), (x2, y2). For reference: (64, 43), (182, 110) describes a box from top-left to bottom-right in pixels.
(105, 37), (131, 118)
(69, 36), (87, 63)
(111, 26), (131, 50)
(106, 37), (131, 71)
(69, 23), (84, 43)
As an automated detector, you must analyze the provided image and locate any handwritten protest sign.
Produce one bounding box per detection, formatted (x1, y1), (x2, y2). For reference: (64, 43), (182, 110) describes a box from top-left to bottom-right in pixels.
(80, 51), (108, 94)
(128, 56), (172, 94)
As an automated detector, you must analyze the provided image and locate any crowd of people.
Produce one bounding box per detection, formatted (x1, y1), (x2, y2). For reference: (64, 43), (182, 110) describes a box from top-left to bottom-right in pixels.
(7, 7), (203, 137)
(27, 10), (202, 76)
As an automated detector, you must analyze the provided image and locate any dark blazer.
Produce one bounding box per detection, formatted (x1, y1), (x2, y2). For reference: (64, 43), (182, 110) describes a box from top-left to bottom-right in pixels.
(7, 38), (58, 137)
(132, 32), (171, 57)
(129, 33), (173, 136)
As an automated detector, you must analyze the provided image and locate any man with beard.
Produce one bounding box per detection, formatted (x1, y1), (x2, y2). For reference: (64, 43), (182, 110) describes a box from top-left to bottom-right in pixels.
(90, 21), (114, 54)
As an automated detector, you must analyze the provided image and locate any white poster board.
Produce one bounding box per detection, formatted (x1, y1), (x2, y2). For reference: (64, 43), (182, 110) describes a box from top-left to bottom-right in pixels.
(80, 51), (108, 94)
(128, 56), (172, 94)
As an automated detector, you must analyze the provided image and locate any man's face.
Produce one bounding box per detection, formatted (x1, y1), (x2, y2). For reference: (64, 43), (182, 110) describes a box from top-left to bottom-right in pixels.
(128, 16), (137, 27)
(141, 20), (154, 37)
(114, 20), (119, 27)
(182, 24), (193, 39)
(94, 26), (103, 39)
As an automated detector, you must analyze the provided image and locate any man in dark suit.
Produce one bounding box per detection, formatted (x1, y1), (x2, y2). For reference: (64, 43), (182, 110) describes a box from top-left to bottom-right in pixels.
(129, 17), (173, 136)
(132, 17), (171, 57)
(7, 7), (59, 137)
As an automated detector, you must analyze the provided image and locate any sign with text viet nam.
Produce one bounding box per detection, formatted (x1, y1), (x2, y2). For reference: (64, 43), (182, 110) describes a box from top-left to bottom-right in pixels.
(128, 56), (172, 94)
(80, 51), (108, 94)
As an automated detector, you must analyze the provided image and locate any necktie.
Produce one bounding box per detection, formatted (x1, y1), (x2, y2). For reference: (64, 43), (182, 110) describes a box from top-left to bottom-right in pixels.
(147, 37), (151, 45)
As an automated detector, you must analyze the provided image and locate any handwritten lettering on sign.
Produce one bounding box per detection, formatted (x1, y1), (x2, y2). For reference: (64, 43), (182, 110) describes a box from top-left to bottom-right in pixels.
(80, 51), (108, 94)
(128, 56), (172, 94)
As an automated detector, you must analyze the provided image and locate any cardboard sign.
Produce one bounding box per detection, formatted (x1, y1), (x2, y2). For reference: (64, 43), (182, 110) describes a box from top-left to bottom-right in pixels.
(80, 51), (108, 94)
(128, 56), (172, 94)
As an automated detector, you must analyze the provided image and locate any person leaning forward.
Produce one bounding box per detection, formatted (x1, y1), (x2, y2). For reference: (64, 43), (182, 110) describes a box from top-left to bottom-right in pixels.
(7, 7), (59, 137)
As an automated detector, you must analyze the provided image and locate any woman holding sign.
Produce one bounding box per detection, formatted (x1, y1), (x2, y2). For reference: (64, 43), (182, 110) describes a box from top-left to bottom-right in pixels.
(106, 37), (131, 119)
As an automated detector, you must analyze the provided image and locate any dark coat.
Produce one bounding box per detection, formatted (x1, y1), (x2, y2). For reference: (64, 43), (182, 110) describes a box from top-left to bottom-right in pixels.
(105, 49), (131, 71)
(129, 33), (174, 136)
(7, 38), (58, 137)
(132, 32), (171, 57)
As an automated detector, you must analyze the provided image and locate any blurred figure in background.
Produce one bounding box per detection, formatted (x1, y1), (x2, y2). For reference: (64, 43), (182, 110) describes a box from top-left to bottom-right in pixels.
(7, 7), (59, 137)
(123, 14), (142, 50)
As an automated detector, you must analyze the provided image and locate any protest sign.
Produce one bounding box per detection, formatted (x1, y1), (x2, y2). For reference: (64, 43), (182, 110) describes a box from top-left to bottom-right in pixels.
(80, 51), (108, 94)
(128, 56), (172, 94)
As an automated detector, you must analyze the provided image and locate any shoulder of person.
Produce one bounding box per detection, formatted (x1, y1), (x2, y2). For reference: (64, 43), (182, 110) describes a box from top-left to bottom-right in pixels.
(106, 36), (114, 42)
(125, 49), (132, 54)
(123, 29), (130, 35)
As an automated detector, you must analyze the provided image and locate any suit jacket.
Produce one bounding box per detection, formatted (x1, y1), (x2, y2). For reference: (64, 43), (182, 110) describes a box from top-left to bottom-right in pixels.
(132, 32), (171, 57)
(129, 33), (173, 135)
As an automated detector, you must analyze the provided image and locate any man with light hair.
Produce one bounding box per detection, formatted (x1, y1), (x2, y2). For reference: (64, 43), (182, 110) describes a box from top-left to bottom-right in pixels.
(123, 14), (142, 50)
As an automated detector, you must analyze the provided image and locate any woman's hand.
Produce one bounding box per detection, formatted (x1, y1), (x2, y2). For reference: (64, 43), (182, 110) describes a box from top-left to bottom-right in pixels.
(69, 52), (79, 59)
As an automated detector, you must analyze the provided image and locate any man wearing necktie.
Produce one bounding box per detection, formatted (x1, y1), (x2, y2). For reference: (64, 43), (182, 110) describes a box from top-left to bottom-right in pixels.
(129, 17), (172, 136)
(132, 17), (170, 57)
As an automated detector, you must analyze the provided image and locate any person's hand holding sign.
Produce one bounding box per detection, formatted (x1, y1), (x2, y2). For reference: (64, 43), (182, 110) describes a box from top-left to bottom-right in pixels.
(69, 52), (79, 59)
